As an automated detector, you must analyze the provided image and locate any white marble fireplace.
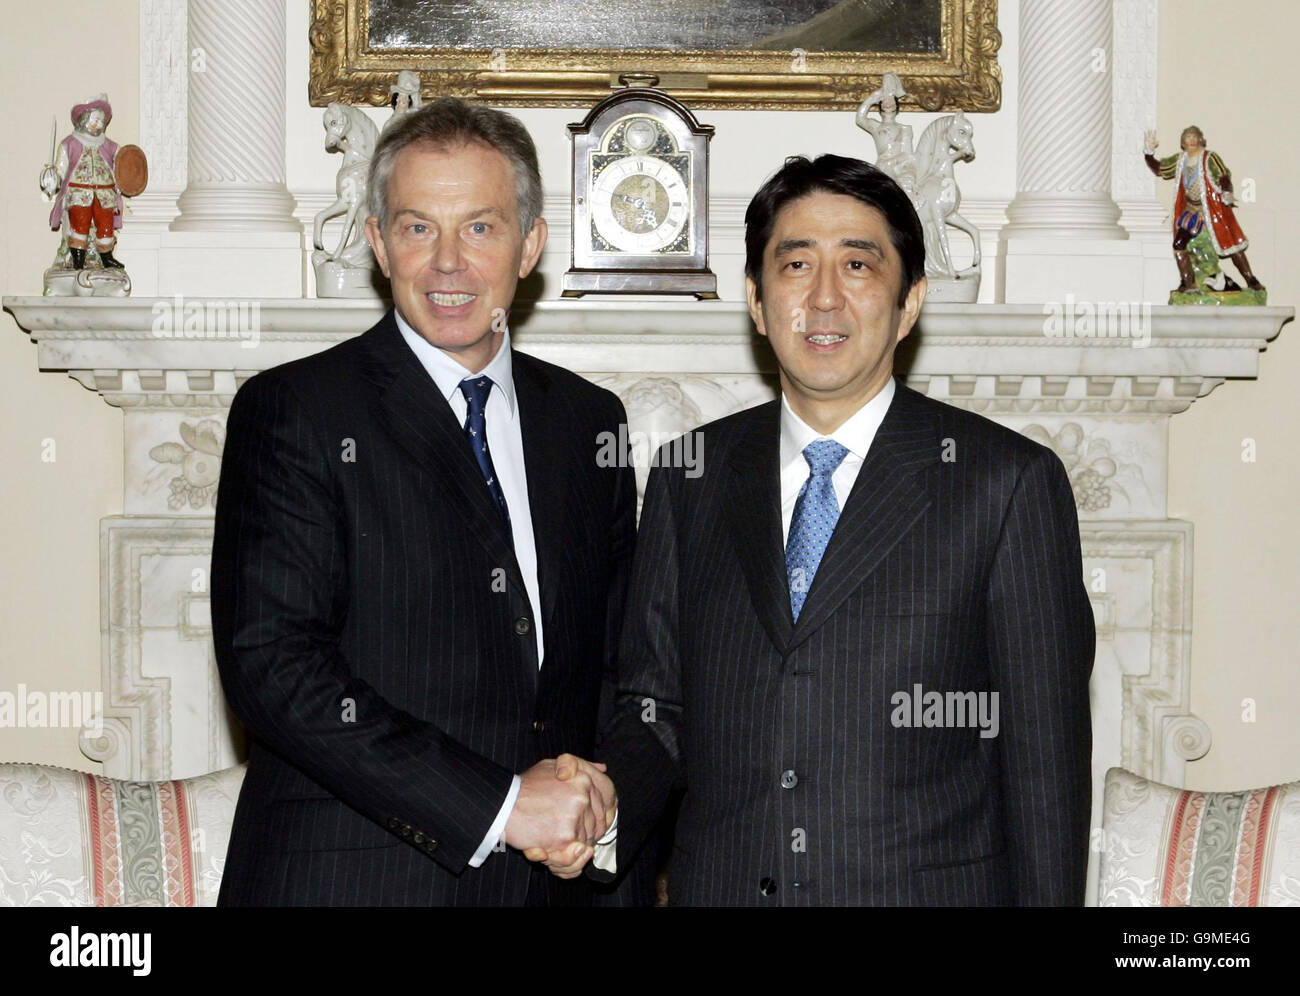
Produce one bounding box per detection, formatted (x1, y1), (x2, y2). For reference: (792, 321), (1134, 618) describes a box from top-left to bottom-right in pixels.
(5, 296), (1289, 794)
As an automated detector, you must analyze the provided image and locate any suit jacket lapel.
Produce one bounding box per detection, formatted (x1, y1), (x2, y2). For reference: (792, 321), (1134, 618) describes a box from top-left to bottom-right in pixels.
(361, 312), (525, 592)
(725, 401), (795, 656)
(786, 383), (939, 654)
(512, 353), (563, 637)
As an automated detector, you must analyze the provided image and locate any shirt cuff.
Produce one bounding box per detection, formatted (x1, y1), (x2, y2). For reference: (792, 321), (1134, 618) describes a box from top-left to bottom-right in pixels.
(468, 773), (521, 868)
(592, 807), (618, 874)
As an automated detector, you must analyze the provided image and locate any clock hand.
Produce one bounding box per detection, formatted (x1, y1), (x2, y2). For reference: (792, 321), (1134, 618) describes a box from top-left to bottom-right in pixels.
(611, 193), (660, 228)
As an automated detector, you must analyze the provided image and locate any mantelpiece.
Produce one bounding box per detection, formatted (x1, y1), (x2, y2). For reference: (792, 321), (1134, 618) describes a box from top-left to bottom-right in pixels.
(7, 297), (1288, 407)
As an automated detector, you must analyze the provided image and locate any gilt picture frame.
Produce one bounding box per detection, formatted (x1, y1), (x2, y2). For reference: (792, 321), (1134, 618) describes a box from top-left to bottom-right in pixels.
(309, 0), (1001, 112)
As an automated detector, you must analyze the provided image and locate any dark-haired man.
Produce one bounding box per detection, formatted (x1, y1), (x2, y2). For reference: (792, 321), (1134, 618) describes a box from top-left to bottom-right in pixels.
(553, 154), (1095, 905)
(211, 96), (650, 906)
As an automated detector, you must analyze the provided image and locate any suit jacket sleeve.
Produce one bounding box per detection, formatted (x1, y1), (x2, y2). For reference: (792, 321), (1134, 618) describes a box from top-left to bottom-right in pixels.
(210, 371), (516, 873)
(588, 461), (687, 882)
(985, 446), (1095, 905)
(596, 397), (638, 737)
(590, 396), (662, 905)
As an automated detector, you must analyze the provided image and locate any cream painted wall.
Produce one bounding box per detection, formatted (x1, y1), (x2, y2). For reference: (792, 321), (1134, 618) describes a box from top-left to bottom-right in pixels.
(1, 1), (1295, 792)
(0, 3), (136, 771)
(1160, 0), (1300, 789)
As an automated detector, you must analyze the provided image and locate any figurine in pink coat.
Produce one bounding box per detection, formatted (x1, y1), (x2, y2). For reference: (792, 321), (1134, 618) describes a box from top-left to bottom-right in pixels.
(40, 94), (124, 270)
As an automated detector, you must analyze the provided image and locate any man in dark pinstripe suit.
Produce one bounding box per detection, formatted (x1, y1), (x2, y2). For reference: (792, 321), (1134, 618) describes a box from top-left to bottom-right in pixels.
(210, 98), (649, 906)
(554, 154), (1095, 905)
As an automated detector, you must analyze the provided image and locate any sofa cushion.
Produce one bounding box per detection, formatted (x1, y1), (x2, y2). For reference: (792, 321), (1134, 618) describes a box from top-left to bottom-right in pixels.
(1098, 766), (1300, 906)
(0, 762), (245, 907)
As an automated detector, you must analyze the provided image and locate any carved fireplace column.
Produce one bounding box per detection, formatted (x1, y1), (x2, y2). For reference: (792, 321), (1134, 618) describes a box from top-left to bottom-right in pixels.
(166, 0), (301, 296)
(1000, 0), (1142, 302)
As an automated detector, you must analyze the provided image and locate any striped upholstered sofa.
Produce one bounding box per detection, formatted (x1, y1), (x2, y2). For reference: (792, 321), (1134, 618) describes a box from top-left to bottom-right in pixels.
(5, 761), (1296, 906)
(1097, 767), (1300, 906)
(0, 762), (245, 906)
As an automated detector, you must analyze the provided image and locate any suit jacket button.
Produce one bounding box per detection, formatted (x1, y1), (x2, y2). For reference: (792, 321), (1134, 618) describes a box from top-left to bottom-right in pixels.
(514, 617), (531, 636)
(780, 769), (798, 789)
(413, 832), (426, 845)
(426, 839), (438, 851)
(401, 826), (413, 837)
(759, 877), (778, 896)
(532, 720), (546, 733)
(387, 817), (400, 830)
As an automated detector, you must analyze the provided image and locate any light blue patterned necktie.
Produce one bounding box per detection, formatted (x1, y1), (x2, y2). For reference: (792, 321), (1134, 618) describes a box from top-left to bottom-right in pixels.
(786, 439), (849, 621)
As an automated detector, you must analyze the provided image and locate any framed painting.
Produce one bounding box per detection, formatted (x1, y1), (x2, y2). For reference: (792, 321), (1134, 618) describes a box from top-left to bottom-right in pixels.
(309, 0), (1001, 111)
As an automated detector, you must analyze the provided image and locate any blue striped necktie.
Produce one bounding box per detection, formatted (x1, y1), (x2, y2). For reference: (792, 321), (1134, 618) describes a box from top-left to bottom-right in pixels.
(458, 376), (511, 531)
(785, 439), (849, 621)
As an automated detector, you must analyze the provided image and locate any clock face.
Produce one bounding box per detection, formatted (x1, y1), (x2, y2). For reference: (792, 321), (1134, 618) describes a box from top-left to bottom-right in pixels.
(590, 155), (691, 254)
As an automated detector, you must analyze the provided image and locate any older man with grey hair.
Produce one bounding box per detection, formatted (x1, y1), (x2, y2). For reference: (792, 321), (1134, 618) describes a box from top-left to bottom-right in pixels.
(211, 96), (654, 906)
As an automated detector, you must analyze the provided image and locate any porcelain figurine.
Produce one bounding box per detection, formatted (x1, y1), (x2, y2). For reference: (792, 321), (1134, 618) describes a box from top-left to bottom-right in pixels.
(384, 69), (423, 132)
(39, 94), (146, 297)
(1145, 125), (1265, 304)
(858, 74), (981, 302)
(311, 102), (380, 297)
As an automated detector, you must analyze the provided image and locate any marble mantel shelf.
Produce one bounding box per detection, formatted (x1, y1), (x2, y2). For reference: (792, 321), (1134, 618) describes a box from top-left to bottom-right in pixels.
(4, 296), (1292, 414)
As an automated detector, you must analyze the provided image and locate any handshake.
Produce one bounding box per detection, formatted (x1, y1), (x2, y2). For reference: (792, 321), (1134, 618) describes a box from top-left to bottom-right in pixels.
(502, 753), (616, 878)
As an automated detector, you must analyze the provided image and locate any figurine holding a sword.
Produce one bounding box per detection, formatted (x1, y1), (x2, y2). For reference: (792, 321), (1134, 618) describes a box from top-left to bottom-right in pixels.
(39, 93), (146, 292)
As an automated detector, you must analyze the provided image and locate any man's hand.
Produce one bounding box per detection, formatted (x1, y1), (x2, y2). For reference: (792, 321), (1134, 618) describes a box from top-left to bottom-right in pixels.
(1143, 129), (1159, 155)
(503, 754), (614, 859)
(517, 754), (617, 879)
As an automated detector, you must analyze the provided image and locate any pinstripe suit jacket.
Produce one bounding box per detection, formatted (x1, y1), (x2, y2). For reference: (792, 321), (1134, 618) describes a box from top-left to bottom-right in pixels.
(211, 309), (651, 906)
(593, 382), (1095, 906)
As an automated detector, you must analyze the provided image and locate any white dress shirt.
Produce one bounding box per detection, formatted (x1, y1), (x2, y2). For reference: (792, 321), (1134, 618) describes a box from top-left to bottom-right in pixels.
(394, 309), (542, 866)
(591, 378), (898, 875)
